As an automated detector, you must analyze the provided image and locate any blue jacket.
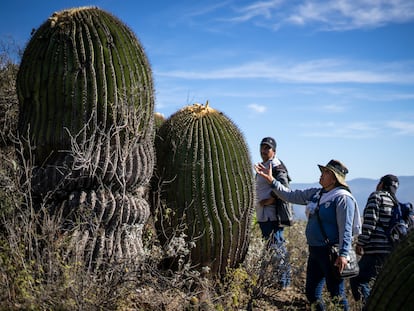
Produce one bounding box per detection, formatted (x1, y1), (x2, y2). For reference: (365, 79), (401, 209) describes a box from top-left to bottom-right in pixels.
(270, 179), (359, 257)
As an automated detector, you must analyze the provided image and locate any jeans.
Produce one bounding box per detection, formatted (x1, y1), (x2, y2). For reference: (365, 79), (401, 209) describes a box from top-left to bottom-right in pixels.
(350, 253), (388, 304)
(259, 221), (291, 288)
(307, 246), (349, 311)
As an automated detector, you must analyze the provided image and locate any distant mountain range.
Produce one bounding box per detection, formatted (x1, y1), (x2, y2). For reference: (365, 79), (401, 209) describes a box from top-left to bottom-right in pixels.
(291, 176), (414, 220)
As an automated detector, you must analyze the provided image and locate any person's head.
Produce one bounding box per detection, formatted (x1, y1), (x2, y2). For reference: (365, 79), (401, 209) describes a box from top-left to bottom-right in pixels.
(260, 137), (276, 161)
(318, 159), (349, 191)
(377, 174), (399, 198)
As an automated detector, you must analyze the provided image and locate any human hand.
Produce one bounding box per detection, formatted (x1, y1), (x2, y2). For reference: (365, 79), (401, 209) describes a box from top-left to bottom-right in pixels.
(259, 197), (276, 207)
(355, 245), (363, 256)
(254, 163), (273, 184)
(335, 256), (348, 273)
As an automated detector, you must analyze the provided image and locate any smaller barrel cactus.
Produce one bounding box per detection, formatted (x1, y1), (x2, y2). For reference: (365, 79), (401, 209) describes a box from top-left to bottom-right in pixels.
(367, 230), (414, 310)
(153, 102), (255, 276)
(154, 112), (166, 129)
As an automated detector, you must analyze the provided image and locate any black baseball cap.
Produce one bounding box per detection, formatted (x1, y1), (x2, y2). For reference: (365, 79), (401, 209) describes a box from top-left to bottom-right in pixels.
(260, 137), (276, 150)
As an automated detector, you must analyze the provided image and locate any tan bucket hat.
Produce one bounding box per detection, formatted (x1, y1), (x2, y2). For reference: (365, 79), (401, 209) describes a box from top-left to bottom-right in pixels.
(318, 159), (349, 187)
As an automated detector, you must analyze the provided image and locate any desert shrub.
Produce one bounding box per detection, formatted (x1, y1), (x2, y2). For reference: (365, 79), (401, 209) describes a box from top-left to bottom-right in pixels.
(1, 160), (360, 310)
(0, 37), (19, 147)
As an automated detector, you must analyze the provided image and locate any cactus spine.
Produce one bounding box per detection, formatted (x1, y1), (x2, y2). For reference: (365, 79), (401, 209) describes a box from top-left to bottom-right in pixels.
(367, 230), (414, 310)
(154, 103), (255, 275)
(16, 7), (154, 267)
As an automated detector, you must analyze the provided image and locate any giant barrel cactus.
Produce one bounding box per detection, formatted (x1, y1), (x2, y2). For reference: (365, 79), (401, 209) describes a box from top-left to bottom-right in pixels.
(16, 7), (154, 267)
(153, 103), (255, 276)
(367, 230), (414, 310)
(16, 6), (154, 196)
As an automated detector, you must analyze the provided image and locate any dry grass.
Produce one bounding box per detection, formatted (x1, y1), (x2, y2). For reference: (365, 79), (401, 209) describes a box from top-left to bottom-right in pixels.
(0, 186), (362, 311)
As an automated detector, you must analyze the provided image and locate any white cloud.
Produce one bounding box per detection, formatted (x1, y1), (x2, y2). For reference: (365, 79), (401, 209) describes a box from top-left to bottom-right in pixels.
(299, 120), (414, 138)
(156, 59), (414, 84)
(226, 0), (414, 31)
(185, 1), (232, 18)
(322, 104), (346, 113)
(248, 103), (267, 113)
(387, 121), (414, 135)
(300, 121), (380, 138)
(226, 0), (284, 22)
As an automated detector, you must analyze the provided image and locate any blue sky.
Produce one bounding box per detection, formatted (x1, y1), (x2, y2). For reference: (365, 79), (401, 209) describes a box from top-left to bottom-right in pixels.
(1, 0), (414, 183)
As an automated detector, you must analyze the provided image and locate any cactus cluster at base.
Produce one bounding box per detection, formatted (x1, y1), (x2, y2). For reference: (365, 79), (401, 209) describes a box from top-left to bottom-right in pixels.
(50, 187), (150, 270)
(153, 103), (255, 276)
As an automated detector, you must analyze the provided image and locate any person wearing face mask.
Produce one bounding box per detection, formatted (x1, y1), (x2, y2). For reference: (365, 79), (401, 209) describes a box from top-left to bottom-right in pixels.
(255, 137), (292, 289)
(255, 159), (361, 311)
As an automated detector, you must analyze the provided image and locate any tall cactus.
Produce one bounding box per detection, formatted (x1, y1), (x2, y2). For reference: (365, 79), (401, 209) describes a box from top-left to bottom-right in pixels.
(16, 6), (154, 196)
(15, 6), (154, 267)
(366, 230), (414, 310)
(153, 103), (255, 276)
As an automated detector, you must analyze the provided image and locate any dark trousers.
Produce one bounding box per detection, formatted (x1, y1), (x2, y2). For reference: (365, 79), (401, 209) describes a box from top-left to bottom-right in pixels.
(259, 220), (280, 240)
(307, 246), (349, 311)
(350, 253), (388, 304)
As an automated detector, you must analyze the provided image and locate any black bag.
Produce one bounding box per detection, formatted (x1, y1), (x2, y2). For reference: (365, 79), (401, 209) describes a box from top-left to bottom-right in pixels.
(329, 245), (359, 279)
(276, 201), (293, 226)
(271, 162), (293, 226)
